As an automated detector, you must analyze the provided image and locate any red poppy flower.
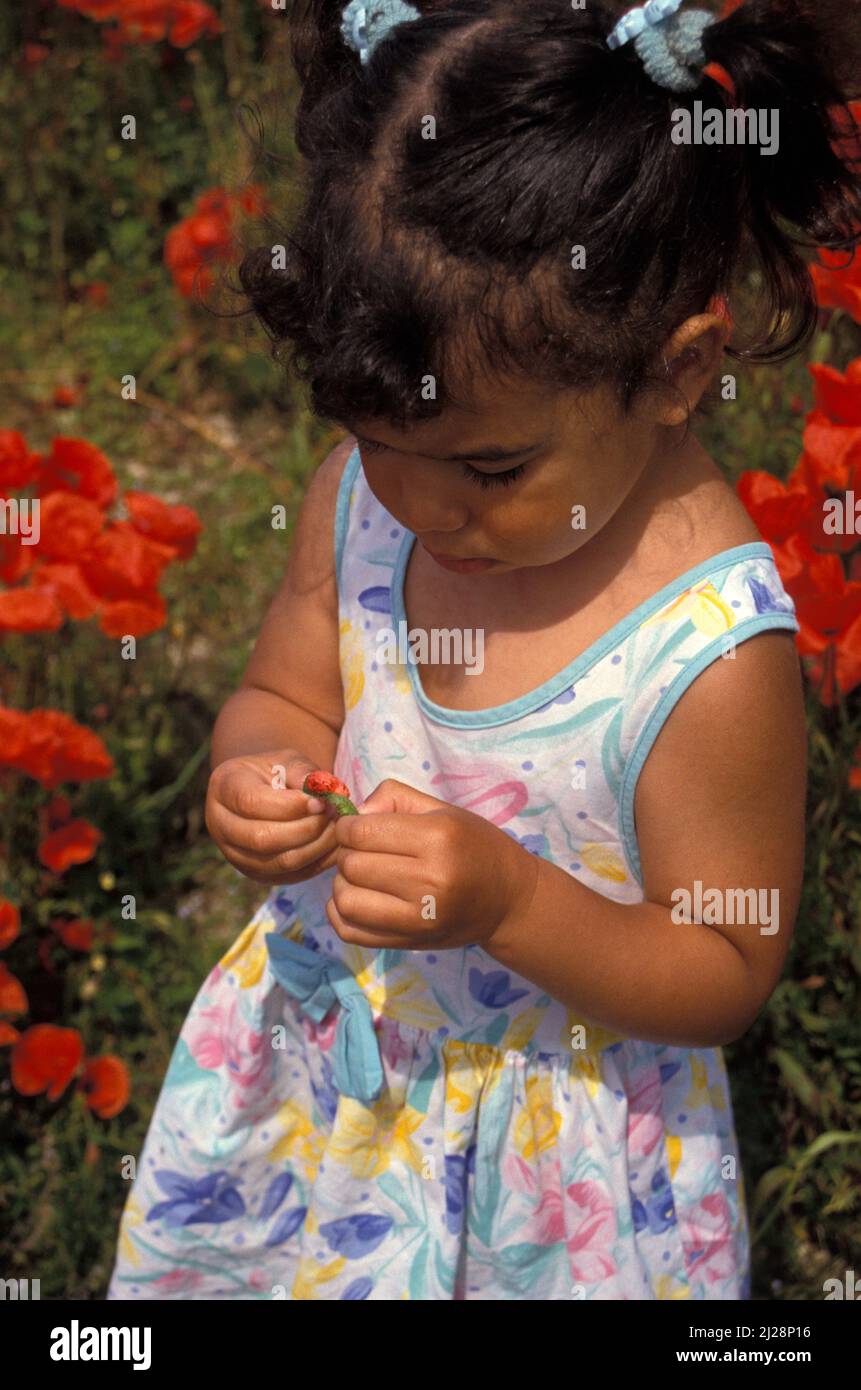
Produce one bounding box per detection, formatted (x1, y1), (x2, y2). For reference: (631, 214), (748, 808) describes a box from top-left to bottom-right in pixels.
(124, 490), (202, 560)
(0, 899), (21, 950)
(78, 1054), (131, 1119)
(167, 1), (220, 47)
(736, 471), (815, 544)
(57, 1), (120, 16)
(11, 1024), (85, 1100)
(98, 591), (168, 637)
(0, 707), (113, 787)
(29, 563), (102, 621)
(38, 819), (102, 873)
(0, 588), (64, 633)
(52, 384), (80, 409)
(0, 1021), (20, 1046)
(0, 962), (28, 1015)
(0, 532), (35, 585)
(80, 521), (174, 600)
(50, 917), (95, 952)
(45, 795), (73, 826)
(35, 491), (105, 562)
(37, 437), (118, 509)
(810, 248), (861, 324)
(0, 430), (40, 490)
(808, 359), (861, 427)
(81, 281), (109, 306)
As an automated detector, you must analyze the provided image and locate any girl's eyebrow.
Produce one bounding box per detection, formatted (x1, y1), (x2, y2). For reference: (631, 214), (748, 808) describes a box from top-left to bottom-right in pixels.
(347, 428), (545, 462)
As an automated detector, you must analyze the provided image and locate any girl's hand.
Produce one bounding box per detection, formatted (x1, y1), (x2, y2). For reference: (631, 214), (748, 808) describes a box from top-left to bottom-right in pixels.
(205, 749), (340, 885)
(328, 779), (539, 949)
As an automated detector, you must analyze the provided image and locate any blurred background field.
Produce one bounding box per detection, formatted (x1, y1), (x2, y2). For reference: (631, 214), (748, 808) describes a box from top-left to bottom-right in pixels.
(0, 0), (859, 1300)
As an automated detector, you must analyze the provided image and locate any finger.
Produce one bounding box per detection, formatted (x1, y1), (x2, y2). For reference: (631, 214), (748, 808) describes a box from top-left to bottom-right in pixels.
(358, 778), (445, 817)
(334, 809), (438, 855)
(331, 874), (421, 934)
(325, 894), (413, 949)
(217, 775), (325, 822)
(216, 812), (336, 863)
(335, 848), (422, 899)
(222, 834), (336, 882)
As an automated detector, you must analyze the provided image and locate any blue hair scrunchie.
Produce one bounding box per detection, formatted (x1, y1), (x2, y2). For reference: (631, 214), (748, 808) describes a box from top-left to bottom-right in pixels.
(341, 0), (422, 66)
(607, 0), (715, 94)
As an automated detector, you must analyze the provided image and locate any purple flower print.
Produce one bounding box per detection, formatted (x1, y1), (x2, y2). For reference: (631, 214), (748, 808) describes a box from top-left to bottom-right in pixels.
(265, 1205), (308, 1247)
(341, 1278), (374, 1300)
(258, 1170), (294, 1221)
(502, 828), (550, 859)
(443, 1143), (477, 1236)
(468, 967), (530, 1009)
(318, 1213), (393, 1258)
(630, 1167), (677, 1236)
(748, 575), (789, 616)
(147, 1170), (245, 1227)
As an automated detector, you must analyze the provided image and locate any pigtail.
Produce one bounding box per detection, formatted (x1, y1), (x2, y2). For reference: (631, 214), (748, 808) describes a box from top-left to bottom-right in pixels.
(701, 0), (861, 358)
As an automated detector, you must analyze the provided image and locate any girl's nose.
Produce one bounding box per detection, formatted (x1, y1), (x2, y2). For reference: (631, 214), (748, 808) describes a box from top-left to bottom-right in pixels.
(389, 469), (468, 537)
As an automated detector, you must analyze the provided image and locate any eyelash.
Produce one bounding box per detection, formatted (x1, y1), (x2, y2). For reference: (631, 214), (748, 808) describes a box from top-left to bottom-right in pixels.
(355, 436), (527, 489)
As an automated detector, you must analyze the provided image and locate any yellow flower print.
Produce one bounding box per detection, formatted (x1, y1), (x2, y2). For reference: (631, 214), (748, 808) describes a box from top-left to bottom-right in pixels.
(291, 1255), (346, 1300)
(654, 1273), (692, 1300)
(340, 618), (365, 709)
(564, 1010), (625, 1056)
(118, 1195), (144, 1267)
(665, 1133), (682, 1179)
(683, 1055), (728, 1113)
(640, 579), (735, 637)
(351, 959), (448, 1032)
(500, 1007), (544, 1053)
(267, 1099), (326, 1182)
(569, 1047), (604, 1098)
(514, 1073), (562, 1160)
(326, 1095), (425, 1180)
(579, 843), (628, 884)
(443, 1040), (505, 1119)
(218, 917), (268, 974)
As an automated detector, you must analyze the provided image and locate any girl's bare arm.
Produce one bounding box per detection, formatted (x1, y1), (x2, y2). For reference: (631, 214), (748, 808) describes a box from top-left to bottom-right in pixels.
(210, 436), (354, 772)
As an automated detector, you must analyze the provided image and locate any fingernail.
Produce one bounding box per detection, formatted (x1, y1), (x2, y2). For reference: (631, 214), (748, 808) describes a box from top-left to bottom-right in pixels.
(306, 796), (326, 815)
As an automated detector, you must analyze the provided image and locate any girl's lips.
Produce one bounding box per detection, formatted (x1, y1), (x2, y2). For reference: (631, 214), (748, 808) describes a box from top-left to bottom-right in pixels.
(425, 550), (496, 574)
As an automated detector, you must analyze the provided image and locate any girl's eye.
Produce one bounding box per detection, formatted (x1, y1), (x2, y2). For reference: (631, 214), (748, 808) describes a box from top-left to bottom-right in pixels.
(462, 462), (526, 490)
(355, 435), (388, 455)
(356, 435), (526, 488)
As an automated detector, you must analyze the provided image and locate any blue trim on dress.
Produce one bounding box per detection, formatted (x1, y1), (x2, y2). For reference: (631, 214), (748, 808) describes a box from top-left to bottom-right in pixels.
(334, 444), (362, 593)
(618, 612), (801, 887)
(391, 534), (782, 730)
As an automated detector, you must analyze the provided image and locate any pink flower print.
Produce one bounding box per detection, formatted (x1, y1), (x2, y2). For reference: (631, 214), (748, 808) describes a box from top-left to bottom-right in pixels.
(626, 1068), (664, 1161)
(152, 1269), (205, 1294)
(502, 1153), (566, 1243)
(378, 1018), (414, 1070)
(301, 1010), (338, 1053)
(429, 768), (528, 826)
(185, 994), (266, 1097)
(680, 1191), (736, 1287)
(565, 1180), (618, 1283)
(248, 1267), (272, 1293)
(502, 1153), (536, 1195)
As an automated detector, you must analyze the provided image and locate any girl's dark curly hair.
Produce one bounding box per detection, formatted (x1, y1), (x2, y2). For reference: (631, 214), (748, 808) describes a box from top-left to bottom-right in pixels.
(238, 0), (861, 427)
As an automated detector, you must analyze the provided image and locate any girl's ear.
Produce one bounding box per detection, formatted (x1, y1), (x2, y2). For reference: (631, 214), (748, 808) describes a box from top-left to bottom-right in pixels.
(653, 314), (731, 427)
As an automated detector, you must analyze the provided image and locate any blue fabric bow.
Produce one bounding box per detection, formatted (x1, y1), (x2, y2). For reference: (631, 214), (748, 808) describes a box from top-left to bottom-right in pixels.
(265, 933), (384, 1103)
(607, 0), (714, 93)
(341, 0), (421, 66)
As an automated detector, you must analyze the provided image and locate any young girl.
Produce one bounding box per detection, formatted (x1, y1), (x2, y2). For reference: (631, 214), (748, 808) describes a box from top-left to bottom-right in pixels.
(108, 0), (860, 1300)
